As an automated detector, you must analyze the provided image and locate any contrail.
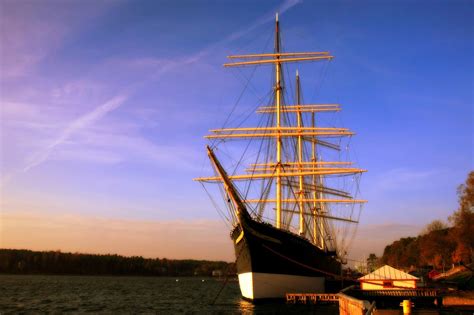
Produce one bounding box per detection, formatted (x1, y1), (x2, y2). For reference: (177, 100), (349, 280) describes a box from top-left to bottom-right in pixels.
(224, 0), (302, 43)
(10, 0), (302, 180)
(182, 0), (302, 64)
(22, 94), (128, 173)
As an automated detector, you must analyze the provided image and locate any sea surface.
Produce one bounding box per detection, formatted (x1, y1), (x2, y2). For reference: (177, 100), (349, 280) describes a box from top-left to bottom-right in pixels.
(2, 275), (471, 314)
(0, 275), (338, 314)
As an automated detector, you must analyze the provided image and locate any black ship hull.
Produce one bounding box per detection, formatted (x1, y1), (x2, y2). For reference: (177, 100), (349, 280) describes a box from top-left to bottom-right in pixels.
(230, 210), (341, 300)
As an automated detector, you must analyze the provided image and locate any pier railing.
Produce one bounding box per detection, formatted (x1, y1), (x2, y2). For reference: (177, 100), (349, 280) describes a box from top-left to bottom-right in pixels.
(285, 293), (339, 304)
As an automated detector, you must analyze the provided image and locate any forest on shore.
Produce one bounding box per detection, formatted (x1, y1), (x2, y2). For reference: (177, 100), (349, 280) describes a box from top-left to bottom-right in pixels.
(378, 171), (474, 271)
(0, 249), (235, 276)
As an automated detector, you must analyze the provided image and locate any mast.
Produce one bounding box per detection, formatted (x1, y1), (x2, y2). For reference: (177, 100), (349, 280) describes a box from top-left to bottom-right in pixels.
(296, 70), (304, 235)
(195, 15), (366, 246)
(311, 112), (318, 245)
(206, 145), (246, 220)
(311, 108), (328, 249)
(311, 112), (326, 249)
(275, 13), (283, 229)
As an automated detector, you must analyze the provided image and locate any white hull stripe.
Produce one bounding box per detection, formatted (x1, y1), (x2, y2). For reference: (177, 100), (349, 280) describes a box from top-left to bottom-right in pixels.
(238, 272), (325, 300)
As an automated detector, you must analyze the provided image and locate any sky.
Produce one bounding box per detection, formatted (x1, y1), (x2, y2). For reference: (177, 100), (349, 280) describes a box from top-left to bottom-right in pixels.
(1, 0), (473, 263)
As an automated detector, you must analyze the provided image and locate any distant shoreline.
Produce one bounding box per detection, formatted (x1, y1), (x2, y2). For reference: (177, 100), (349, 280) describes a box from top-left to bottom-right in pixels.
(0, 249), (236, 277)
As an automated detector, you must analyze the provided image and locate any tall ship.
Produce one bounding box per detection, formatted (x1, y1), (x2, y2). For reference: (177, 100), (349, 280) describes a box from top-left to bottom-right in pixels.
(195, 14), (367, 301)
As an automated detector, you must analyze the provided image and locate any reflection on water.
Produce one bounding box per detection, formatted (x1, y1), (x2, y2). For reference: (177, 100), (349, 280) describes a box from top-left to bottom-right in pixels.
(0, 275), (338, 314)
(238, 299), (256, 313)
(238, 299), (339, 314)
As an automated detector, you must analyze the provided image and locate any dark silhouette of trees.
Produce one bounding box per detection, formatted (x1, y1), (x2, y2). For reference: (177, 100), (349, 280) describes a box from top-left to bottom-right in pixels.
(421, 220), (448, 235)
(382, 237), (419, 268)
(419, 227), (455, 271)
(0, 249), (235, 276)
(366, 253), (379, 272)
(450, 171), (474, 264)
(381, 171), (473, 269)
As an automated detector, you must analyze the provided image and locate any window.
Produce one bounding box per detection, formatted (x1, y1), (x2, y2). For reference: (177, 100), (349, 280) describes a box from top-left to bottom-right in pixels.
(382, 280), (394, 288)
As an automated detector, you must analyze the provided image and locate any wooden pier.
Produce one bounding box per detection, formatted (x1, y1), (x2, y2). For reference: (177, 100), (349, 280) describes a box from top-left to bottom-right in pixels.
(286, 287), (442, 315)
(286, 293), (339, 304)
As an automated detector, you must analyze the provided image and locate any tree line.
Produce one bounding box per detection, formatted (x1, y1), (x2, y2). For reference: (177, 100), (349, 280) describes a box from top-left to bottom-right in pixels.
(0, 249), (235, 276)
(380, 171), (474, 270)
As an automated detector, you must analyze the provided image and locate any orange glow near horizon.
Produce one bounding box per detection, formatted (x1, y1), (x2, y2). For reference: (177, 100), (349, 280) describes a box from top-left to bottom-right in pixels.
(1, 211), (235, 261)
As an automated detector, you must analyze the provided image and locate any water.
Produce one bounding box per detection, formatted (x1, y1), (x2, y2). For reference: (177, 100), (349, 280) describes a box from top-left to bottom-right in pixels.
(0, 275), (338, 314)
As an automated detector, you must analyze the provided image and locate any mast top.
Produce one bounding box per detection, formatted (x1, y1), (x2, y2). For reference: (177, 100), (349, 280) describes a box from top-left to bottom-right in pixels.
(276, 12), (279, 22)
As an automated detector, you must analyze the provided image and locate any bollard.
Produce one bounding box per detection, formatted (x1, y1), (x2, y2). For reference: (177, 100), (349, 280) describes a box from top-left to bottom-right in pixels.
(400, 299), (414, 315)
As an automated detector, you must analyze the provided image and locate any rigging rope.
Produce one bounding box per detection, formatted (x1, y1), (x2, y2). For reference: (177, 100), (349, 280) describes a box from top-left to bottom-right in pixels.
(201, 17), (365, 262)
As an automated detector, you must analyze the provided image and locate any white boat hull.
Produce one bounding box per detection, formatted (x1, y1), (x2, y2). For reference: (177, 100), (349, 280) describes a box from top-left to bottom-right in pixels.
(238, 272), (325, 300)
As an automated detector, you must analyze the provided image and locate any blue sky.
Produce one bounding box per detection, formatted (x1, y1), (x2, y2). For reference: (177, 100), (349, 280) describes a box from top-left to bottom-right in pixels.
(1, 0), (472, 261)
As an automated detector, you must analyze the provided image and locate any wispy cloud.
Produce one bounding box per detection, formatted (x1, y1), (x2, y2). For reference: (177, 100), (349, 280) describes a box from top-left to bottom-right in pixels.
(0, 1), (114, 78)
(1, 101), (42, 120)
(50, 148), (123, 165)
(58, 127), (204, 170)
(0, 11), (65, 78)
(3, 0), (301, 178)
(1, 0), (302, 188)
(225, 0), (302, 43)
(22, 94), (128, 172)
(183, 0), (302, 63)
(124, 0), (302, 78)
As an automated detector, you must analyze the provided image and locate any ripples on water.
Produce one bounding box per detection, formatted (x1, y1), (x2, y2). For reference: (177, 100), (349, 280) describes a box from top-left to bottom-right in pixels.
(0, 275), (338, 314)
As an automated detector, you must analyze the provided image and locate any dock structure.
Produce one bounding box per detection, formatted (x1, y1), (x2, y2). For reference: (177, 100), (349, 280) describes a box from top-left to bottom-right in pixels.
(360, 288), (439, 298)
(286, 286), (442, 315)
(286, 293), (339, 304)
(339, 286), (443, 314)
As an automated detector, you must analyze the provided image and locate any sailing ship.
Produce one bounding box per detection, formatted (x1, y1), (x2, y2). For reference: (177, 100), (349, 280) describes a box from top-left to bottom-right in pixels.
(195, 14), (367, 301)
